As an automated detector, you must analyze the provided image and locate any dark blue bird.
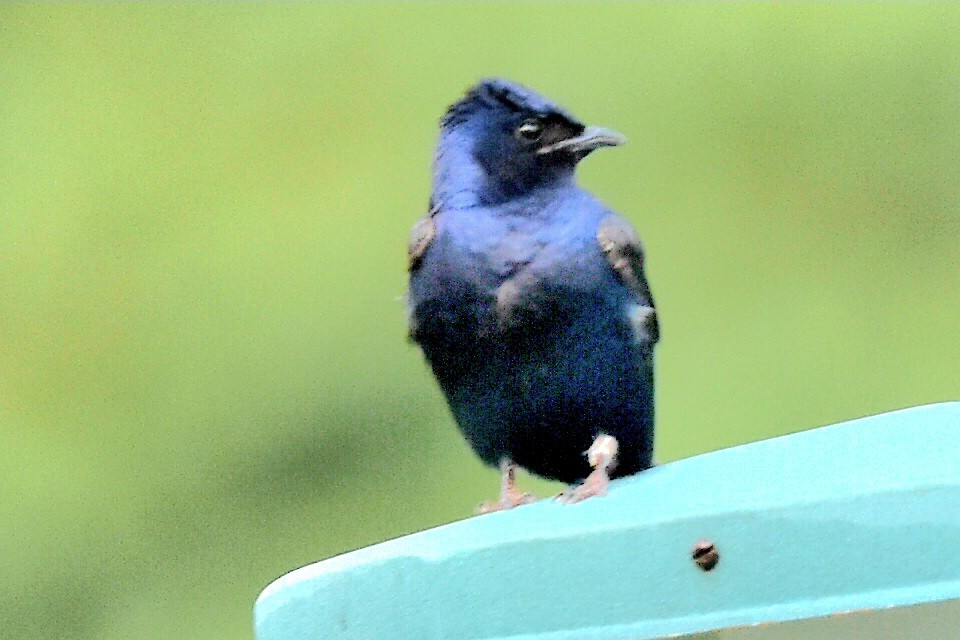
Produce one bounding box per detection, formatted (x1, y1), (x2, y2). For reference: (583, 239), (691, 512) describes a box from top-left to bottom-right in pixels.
(407, 79), (658, 510)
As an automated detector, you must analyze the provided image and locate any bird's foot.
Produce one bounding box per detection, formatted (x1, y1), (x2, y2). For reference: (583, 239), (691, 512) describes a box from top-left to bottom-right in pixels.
(477, 459), (537, 514)
(478, 489), (537, 514)
(556, 468), (610, 504)
(556, 433), (619, 505)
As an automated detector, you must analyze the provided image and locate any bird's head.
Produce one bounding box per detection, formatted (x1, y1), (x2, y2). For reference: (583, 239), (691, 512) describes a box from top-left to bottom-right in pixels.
(432, 78), (625, 207)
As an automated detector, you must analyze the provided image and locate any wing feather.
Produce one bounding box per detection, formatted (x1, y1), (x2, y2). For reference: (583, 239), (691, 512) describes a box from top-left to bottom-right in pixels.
(597, 214), (659, 346)
(407, 214), (436, 272)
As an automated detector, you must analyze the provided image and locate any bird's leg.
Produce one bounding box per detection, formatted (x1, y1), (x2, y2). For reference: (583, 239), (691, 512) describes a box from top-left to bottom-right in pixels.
(557, 434), (619, 504)
(478, 459), (537, 514)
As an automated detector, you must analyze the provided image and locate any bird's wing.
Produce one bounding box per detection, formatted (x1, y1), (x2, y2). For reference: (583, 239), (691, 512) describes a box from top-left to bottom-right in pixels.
(597, 214), (659, 346)
(407, 213), (436, 272)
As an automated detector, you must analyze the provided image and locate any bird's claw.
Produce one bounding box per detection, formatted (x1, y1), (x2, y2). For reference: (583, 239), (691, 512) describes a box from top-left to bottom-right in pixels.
(556, 468), (610, 504)
(477, 459), (537, 514)
(478, 491), (536, 514)
(556, 433), (618, 504)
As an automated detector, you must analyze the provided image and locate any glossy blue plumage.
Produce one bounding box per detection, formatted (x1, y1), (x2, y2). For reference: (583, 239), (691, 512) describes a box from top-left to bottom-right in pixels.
(408, 79), (656, 484)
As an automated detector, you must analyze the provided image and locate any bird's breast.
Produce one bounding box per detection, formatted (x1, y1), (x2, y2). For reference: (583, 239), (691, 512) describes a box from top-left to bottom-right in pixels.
(410, 207), (614, 344)
(488, 228), (543, 277)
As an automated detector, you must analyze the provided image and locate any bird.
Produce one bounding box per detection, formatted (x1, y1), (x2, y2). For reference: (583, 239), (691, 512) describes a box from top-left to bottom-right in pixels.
(406, 78), (658, 510)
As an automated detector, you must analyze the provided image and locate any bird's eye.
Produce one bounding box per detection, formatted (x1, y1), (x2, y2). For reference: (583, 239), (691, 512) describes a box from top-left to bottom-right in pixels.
(515, 120), (544, 142)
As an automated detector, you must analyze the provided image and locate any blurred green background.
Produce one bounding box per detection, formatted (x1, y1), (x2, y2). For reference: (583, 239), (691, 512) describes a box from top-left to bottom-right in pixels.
(2, 4), (958, 639)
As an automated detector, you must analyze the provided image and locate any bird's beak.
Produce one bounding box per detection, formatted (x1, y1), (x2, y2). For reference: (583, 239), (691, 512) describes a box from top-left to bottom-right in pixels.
(537, 126), (626, 155)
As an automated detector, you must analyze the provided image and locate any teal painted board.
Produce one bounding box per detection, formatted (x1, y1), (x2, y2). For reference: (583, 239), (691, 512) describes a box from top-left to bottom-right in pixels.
(254, 402), (960, 640)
